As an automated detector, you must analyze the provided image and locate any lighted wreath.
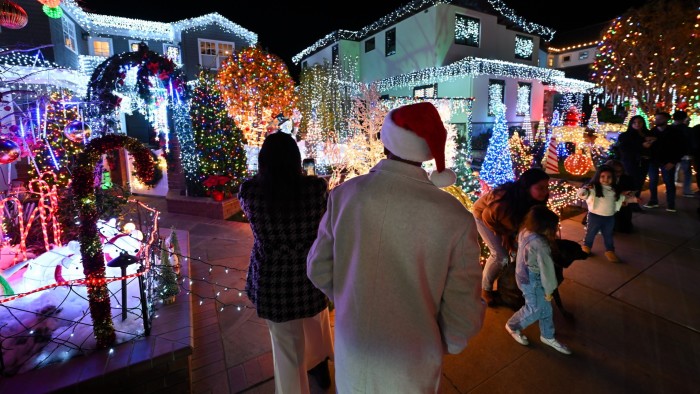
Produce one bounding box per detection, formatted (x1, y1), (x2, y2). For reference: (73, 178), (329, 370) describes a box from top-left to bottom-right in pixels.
(86, 43), (186, 115)
(73, 134), (157, 348)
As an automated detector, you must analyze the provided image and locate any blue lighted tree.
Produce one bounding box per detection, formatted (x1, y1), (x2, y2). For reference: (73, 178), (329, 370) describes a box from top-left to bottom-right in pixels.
(480, 99), (514, 188)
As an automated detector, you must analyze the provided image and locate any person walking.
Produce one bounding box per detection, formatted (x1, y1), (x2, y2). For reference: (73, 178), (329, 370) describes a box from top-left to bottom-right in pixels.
(505, 205), (571, 355)
(671, 110), (694, 196)
(472, 168), (551, 306)
(644, 111), (684, 211)
(238, 132), (334, 393)
(578, 164), (624, 262)
(307, 102), (484, 393)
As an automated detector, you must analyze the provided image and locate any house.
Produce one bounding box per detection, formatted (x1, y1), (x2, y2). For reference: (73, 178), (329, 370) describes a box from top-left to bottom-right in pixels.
(545, 21), (608, 81)
(293, 0), (595, 135)
(0, 0), (257, 196)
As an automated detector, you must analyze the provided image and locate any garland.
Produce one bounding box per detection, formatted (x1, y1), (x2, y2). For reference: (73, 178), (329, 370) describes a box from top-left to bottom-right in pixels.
(86, 43), (186, 115)
(73, 134), (157, 348)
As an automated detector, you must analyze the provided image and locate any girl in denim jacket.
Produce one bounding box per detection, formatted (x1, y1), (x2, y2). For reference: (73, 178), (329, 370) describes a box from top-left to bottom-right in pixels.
(505, 205), (571, 354)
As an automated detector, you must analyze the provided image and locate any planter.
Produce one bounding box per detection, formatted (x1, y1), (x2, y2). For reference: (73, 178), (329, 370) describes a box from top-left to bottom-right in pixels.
(166, 192), (242, 220)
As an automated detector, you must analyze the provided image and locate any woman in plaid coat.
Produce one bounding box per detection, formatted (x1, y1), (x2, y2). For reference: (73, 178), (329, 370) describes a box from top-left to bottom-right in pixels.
(238, 132), (333, 393)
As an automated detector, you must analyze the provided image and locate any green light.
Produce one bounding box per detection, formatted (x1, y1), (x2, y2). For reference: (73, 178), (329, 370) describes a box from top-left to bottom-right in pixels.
(42, 5), (63, 19)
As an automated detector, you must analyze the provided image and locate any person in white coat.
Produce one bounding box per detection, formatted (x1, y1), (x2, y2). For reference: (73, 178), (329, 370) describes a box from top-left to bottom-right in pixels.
(307, 102), (485, 393)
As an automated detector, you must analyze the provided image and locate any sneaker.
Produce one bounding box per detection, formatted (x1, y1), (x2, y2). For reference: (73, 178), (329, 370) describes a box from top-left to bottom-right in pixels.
(683, 193), (695, 197)
(481, 289), (497, 307)
(540, 336), (572, 354)
(666, 208), (677, 212)
(643, 203), (659, 209)
(605, 251), (620, 263)
(581, 245), (591, 254)
(505, 324), (529, 346)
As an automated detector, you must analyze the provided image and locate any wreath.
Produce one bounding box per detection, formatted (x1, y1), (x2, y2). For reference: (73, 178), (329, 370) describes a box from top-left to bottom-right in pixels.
(86, 43), (187, 115)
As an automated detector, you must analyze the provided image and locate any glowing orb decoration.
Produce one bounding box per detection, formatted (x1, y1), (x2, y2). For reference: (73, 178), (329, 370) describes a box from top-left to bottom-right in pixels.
(564, 152), (593, 176)
(0, 138), (21, 164)
(63, 120), (92, 142)
(0, 0), (28, 29)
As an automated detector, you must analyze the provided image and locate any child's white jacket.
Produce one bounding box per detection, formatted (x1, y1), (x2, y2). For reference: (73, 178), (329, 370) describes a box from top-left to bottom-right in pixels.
(577, 185), (623, 216)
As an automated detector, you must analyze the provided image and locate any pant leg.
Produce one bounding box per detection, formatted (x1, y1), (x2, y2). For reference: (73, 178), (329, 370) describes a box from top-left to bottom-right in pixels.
(507, 271), (554, 339)
(583, 212), (602, 248)
(266, 318), (310, 394)
(680, 158), (692, 194)
(600, 215), (616, 251)
(647, 162), (659, 203)
(303, 308), (334, 368)
(661, 165), (676, 209)
(475, 218), (509, 290)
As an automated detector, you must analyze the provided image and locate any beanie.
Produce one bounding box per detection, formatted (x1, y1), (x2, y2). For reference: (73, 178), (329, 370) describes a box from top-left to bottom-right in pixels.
(380, 102), (456, 187)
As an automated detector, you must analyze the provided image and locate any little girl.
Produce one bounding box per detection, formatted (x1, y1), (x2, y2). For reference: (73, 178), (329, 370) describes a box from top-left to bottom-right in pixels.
(578, 164), (624, 262)
(505, 205), (571, 354)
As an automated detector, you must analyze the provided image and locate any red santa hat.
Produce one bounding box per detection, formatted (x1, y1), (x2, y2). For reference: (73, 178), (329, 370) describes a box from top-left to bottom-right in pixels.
(380, 102), (456, 187)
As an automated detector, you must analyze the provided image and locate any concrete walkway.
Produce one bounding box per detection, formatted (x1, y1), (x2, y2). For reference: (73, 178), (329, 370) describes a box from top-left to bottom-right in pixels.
(135, 184), (700, 393)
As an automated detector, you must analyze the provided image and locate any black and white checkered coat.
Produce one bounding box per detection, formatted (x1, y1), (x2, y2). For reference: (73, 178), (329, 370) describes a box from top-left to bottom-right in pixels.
(238, 176), (329, 322)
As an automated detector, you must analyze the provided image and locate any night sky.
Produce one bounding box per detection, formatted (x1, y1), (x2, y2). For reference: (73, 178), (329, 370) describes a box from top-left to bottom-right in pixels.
(77, 0), (649, 77)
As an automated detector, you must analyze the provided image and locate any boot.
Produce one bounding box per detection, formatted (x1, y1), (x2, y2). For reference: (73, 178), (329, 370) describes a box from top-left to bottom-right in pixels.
(308, 358), (331, 389)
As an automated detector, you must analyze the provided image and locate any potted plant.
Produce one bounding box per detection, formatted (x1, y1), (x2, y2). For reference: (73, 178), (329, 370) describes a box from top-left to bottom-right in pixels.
(202, 174), (232, 202)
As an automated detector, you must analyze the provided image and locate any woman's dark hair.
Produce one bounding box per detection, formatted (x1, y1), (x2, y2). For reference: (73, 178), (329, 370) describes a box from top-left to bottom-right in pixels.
(626, 115), (648, 132)
(257, 132), (303, 205)
(493, 168), (550, 225)
(587, 164), (621, 200)
(521, 205), (559, 237)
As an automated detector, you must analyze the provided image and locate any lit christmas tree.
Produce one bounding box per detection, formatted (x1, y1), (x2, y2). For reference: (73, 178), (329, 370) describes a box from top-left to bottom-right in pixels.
(588, 104), (600, 130)
(509, 132), (533, 178)
(158, 242), (180, 303)
(30, 92), (84, 186)
(480, 90), (514, 188)
(516, 84), (533, 142)
(190, 69), (247, 196)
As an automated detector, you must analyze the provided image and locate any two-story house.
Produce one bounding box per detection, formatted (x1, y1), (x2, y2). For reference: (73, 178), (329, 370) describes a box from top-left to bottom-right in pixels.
(293, 0), (594, 134)
(0, 0), (257, 195)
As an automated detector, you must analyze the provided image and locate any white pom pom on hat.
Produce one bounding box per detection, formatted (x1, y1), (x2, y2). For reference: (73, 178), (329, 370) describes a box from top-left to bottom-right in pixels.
(380, 102), (456, 187)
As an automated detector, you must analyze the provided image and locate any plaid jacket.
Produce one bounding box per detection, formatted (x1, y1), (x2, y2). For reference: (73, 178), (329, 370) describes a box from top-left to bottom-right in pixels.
(238, 175), (329, 322)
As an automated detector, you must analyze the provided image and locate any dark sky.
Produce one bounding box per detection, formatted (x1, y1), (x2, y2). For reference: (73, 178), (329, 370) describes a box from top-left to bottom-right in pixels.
(77, 0), (648, 77)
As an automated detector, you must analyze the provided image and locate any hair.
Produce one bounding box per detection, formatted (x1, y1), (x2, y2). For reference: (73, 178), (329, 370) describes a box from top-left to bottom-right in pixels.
(626, 115), (648, 132)
(604, 159), (624, 173)
(521, 205), (560, 243)
(587, 164), (621, 200)
(257, 132), (303, 206)
(492, 168), (550, 227)
(672, 110), (688, 121)
(655, 111), (671, 121)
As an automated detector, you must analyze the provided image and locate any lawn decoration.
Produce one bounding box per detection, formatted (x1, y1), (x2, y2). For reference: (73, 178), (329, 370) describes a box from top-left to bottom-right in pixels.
(0, 0), (28, 29)
(563, 150), (594, 176)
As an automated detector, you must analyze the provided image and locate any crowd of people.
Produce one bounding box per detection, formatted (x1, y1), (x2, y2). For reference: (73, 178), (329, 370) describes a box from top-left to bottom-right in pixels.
(237, 103), (698, 393)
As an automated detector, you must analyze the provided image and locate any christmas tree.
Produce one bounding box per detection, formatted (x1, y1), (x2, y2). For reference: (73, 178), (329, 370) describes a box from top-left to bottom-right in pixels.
(158, 239), (180, 303)
(588, 104), (600, 130)
(480, 99), (514, 188)
(30, 92), (84, 186)
(509, 132), (532, 179)
(190, 69), (247, 196)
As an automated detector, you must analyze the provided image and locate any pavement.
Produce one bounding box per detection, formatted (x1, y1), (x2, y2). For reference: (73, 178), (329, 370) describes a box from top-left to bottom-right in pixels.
(134, 184), (700, 394)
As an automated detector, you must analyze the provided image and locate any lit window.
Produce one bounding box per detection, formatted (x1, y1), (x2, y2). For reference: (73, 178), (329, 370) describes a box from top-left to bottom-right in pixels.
(488, 79), (505, 117)
(516, 82), (531, 116)
(62, 17), (77, 53)
(547, 57), (553, 67)
(413, 84), (437, 98)
(92, 40), (111, 57)
(515, 35), (534, 60)
(455, 14), (479, 47)
(164, 44), (181, 64)
(129, 40), (144, 52)
(199, 39), (235, 70)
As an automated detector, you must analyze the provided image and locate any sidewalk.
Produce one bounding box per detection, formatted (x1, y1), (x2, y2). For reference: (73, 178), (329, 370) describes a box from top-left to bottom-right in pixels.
(135, 185), (700, 393)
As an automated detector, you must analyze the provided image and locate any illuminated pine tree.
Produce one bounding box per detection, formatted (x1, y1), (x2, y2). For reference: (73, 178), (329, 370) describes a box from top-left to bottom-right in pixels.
(30, 92), (84, 187)
(509, 132), (532, 178)
(588, 104), (600, 130)
(190, 69), (247, 196)
(480, 101), (514, 187)
(158, 241), (180, 302)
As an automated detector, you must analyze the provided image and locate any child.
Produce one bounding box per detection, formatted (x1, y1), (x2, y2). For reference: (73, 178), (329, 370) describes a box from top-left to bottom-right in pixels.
(504, 205), (571, 355)
(578, 164), (624, 262)
(605, 159), (637, 233)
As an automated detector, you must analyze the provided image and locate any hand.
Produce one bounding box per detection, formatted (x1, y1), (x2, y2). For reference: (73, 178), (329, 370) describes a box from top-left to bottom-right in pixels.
(544, 294), (553, 302)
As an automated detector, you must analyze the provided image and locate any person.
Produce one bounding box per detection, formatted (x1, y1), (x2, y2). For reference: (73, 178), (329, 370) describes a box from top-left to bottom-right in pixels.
(504, 205), (571, 355)
(671, 111), (694, 197)
(238, 132), (334, 393)
(472, 168), (551, 306)
(644, 111), (684, 212)
(307, 102), (484, 393)
(605, 159), (636, 233)
(578, 164), (624, 262)
(616, 115), (651, 209)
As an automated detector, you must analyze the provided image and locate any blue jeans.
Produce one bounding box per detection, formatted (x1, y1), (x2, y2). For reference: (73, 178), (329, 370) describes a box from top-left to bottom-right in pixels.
(506, 269), (554, 339)
(474, 217), (509, 290)
(648, 162), (676, 209)
(584, 212), (615, 251)
(678, 158), (693, 195)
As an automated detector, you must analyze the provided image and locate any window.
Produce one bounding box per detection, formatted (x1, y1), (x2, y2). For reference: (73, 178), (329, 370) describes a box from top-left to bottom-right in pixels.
(547, 57), (553, 67)
(365, 37), (375, 53)
(62, 17), (77, 53)
(164, 44), (181, 64)
(385, 28), (396, 56)
(332, 44), (339, 65)
(563, 55), (571, 62)
(198, 39), (235, 69)
(129, 40), (144, 52)
(302, 61), (308, 69)
(89, 37), (112, 57)
(413, 84), (437, 98)
(579, 51), (589, 60)
(455, 14), (479, 47)
(516, 82), (532, 116)
(514, 35), (534, 60)
(488, 79), (505, 116)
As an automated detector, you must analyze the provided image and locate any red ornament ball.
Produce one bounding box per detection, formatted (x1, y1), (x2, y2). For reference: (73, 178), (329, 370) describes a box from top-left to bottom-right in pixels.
(564, 153), (593, 176)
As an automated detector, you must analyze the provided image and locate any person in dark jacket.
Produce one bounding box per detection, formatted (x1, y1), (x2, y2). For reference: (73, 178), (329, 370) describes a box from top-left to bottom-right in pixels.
(644, 111), (685, 212)
(238, 132), (333, 392)
(616, 115), (651, 207)
(672, 111), (694, 196)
